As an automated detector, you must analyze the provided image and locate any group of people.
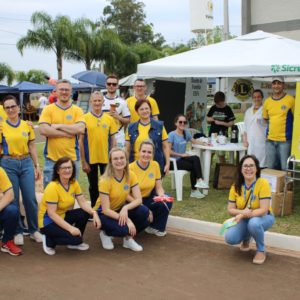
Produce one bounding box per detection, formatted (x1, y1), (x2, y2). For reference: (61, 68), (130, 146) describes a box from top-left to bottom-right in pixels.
(0, 75), (294, 264)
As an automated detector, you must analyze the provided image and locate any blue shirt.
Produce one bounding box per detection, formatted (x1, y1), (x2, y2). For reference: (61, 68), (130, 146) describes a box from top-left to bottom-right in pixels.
(168, 130), (192, 160)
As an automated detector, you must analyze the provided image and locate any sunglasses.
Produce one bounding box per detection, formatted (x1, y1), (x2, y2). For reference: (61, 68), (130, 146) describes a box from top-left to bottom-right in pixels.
(178, 120), (187, 125)
(106, 82), (117, 86)
(4, 105), (18, 110)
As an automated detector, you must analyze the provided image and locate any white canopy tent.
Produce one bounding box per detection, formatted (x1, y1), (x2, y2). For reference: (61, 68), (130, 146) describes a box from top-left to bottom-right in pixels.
(137, 31), (300, 78)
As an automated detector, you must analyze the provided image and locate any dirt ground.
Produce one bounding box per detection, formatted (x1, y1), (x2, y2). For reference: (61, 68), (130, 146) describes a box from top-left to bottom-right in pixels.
(1, 224), (300, 300)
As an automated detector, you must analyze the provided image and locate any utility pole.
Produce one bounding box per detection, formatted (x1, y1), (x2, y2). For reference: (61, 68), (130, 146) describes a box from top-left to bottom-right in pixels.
(223, 0), (229, 41)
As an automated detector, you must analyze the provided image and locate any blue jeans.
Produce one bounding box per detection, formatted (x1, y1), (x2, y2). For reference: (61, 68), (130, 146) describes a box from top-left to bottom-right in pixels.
(0, 204), (18, 243)
(43, 158), (80, 188)
(266, 140), (291, 170)
(1, 157), (38, 234)
(143, 194), (172, 232)
(99, 205), (149, 237)
(224, 214), (275, 252)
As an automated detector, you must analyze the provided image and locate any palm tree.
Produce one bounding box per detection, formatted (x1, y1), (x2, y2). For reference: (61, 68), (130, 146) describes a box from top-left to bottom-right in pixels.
(66, 18), (123, 71)
(17, 11), (74, 79)
(15, 69), (48, 84)
(0, 63), (14, 86)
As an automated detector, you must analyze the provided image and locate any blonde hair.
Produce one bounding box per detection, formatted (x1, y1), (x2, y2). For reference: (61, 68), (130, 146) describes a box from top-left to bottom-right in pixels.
(138, 139), (155, 159)
(90, 90), (103, 101)
(101, 147), (130, 181)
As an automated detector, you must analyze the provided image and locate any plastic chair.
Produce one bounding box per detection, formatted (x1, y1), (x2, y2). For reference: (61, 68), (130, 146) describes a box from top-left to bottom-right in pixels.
(235, 122), (245, 142)
(169, 157), (190, 201)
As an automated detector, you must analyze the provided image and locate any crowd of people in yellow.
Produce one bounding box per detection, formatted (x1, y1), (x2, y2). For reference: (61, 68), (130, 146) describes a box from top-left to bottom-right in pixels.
(0, 75), (294, 265)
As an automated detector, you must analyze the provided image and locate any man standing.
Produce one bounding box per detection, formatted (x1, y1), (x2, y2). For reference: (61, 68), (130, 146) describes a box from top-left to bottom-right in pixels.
(102, 75), (130, 148)
(263, 77), (295, 170)
(126, 79), (160, 123)
(39, 79), (85, 187)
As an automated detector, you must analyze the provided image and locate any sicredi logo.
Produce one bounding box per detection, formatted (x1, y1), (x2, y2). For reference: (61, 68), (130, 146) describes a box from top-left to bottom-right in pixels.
(271, 65), (300, 73)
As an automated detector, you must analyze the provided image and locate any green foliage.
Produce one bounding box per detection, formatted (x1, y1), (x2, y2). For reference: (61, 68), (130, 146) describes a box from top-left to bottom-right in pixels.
(15, 69), (48, 84)
(0, 62), (14, 85)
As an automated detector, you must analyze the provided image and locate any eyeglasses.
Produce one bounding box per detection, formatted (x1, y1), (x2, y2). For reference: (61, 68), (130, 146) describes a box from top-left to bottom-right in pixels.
(106, 82), (117, 87)
(58, 88), (71, 92)
(60, 166), (73, 170)
(4, 105), (18, 110)
(242, 164), (255, 169)
(178, 121), (187, 125)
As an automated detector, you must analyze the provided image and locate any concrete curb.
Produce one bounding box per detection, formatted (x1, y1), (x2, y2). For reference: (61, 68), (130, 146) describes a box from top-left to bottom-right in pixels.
(167, 215), (300, 255)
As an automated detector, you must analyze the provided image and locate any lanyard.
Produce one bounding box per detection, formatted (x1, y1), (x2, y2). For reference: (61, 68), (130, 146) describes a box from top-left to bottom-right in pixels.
(243, 180), (256, 209)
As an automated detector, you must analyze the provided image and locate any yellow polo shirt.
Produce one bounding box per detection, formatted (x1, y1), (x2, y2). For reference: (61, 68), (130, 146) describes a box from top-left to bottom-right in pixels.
(0, 167), (12, 193)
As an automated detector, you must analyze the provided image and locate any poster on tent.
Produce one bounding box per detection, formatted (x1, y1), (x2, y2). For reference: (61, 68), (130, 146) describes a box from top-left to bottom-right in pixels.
(227, 78), (296, 104)
(184, 77), (207, 134)
(291, 82), (300, 159)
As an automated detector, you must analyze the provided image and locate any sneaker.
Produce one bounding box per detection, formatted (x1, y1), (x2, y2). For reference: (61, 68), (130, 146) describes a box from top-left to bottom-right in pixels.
(42, 235), (56, 256)
(99, 231), (114, 250)
(67, 243), (89, 251)
(253, 252), (266, 265)
(1, 240), (23, 256)
(123, 237), (143, 252)
(195, 179), (209, 189)
(30, 231), (43, 243)
(190, 190), (205, 199)
(14, 233), (24, 246)
(145, 226), (167, 237)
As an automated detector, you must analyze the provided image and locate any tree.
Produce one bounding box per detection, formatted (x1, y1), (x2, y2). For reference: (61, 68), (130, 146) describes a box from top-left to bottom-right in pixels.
(17, 11), (74, 79)
(66, 18), (123, 70)
(15, 69), (48, 84)
(0, 63), (14, 86)
(102, 0), (165, 48)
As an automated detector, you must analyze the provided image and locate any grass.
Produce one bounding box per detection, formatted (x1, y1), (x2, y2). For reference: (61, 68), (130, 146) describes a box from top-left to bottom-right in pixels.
(36, 119), (300, 237)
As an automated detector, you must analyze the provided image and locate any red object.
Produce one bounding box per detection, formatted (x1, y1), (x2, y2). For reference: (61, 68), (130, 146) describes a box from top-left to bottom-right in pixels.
(48, 78), (57, 86)
(1, 240), (23, 256)
(153, 196), (174, 202)
(48, 91), (57, 104)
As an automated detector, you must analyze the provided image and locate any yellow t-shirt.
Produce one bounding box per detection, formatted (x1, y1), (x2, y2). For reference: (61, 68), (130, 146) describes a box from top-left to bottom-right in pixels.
(0, 105), (7, 122)
(125, 122), (168, 160)
(262, 94), (295, 142)
(228, 178), (272, 213)
(0, 167), (12, 193)
(38, 180), (82, 228)
(39, 103), (84, 161)
(0, 119), (35, 155)
(126, 96), (160, 122)
(129, 160), (161, 197)
(82, 112), (118, 164)
(95, 170), (138, 212)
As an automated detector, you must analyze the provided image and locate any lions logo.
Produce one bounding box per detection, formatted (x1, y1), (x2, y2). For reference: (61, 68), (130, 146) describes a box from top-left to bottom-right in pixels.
(231, 79), (254, 101)
(66, 114), (73, 120)
(22, 131), (28, 137)
(148, 173), (154, 179)
(124, 184), (129, 191)
(102, 124), (108, 129)
(281, 105), (287, 111)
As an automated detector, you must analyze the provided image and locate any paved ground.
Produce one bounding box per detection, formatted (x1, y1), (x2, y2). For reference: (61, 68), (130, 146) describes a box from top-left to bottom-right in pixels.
(1, 224), (300, 300)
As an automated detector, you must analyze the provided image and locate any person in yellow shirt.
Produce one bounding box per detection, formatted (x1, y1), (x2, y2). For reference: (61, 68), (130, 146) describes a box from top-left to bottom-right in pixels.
(263, 76), (295, 170)
(0, 103), (7, 122)
(125, 99), (170, 175)
(224, 155), (275, 265)
(95, 148), (149, 252)
(38, 157), (101, 255)
(39, 79), (85, 187)
(126, 79), (160, 122)
(0, 95), (42, 246)
(0, 167), (22, 256)
(129, 140), (172, 237)
(79, 91), (118, 207)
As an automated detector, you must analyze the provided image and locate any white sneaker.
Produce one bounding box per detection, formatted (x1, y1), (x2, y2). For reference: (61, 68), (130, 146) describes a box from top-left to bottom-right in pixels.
(190, 190), (205, 199)
(30, 231), (43, 243)
(123, 237), (143, 252)
(195, 179), (209, 189)
(42, 235), (56, 256)
(99, 231), (114, 250)
(14, 233), (24, 246)
(67, 243), (89, 251)
(145, 226), (167, 237)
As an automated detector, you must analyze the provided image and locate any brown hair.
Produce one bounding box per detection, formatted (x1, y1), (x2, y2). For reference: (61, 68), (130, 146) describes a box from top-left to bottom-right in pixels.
(134, 99), (151, 112)
(52, 157), (76, 182)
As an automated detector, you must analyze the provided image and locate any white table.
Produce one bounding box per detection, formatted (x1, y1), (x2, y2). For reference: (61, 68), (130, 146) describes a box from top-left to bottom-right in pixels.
(192, 143), (247, 194)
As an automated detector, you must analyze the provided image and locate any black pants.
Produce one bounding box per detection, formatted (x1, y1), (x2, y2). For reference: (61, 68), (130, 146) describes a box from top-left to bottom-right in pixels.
(40, 208), (90, 248)
(171, 156), (203, 190)
(87, 163), (106, 207)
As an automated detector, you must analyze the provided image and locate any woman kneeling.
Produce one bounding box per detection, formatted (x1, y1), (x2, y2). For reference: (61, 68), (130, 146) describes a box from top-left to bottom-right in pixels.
(38, 157), (101, 255)
(96, 148), (149, 252)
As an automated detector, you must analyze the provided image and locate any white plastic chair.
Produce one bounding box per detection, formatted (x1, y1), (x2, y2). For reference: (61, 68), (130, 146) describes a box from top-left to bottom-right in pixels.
(235, 122), (245, 142)
(169, 157), (190, 201)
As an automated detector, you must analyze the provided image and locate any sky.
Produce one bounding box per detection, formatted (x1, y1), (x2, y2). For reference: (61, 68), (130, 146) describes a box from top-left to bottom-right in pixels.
(0, 0), (241, 82)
